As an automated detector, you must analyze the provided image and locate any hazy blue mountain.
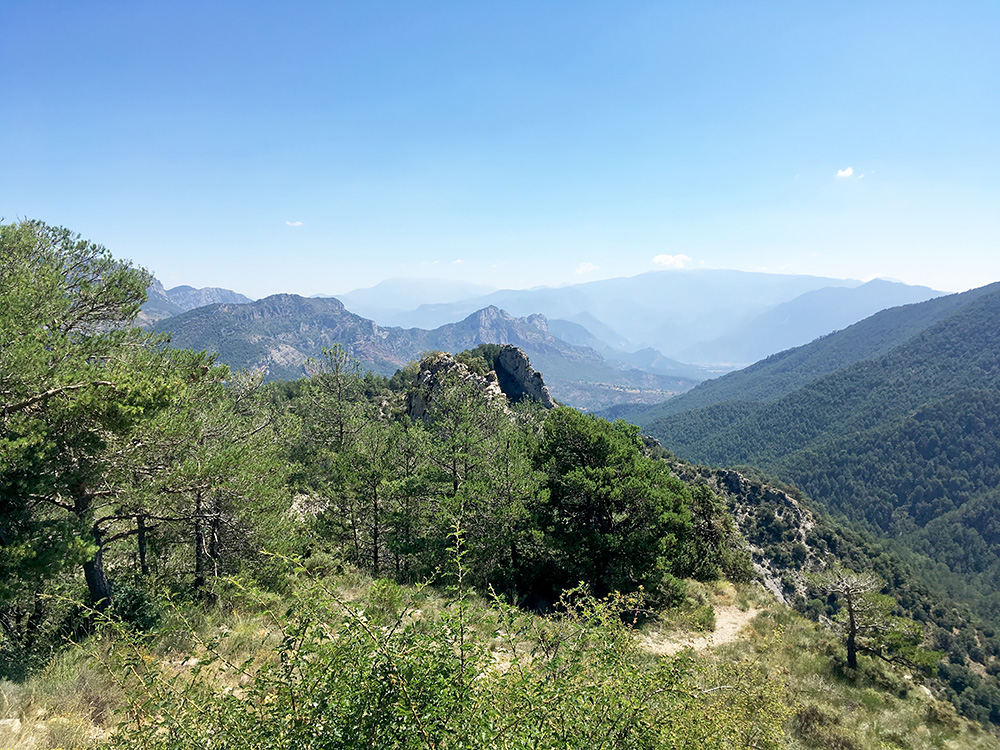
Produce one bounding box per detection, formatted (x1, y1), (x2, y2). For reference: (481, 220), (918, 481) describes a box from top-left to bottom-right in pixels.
(166, 284), (253, 310)
(400, 269), (862, 356)
(331, 278), (496, 324)
(616, 282), (996, 428)
(643, 280), (1000, 465)
(561, 311), (636, 350)
(153, 296), (700, 410)
(138, 279), (186, 324)
(675, 279), (943, 367)
(547, 318), (713, 382)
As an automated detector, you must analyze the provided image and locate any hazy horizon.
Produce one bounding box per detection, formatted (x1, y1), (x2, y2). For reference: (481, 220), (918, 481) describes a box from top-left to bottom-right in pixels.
(150, 265), (950, 306)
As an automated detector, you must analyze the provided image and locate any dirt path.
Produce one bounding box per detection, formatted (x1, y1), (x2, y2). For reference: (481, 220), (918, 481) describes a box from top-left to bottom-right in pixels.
(642, 604), (762, 656)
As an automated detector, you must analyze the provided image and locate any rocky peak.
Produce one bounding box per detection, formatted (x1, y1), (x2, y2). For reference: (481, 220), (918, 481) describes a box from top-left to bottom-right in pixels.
(406, 351), (505, 421)
(406, 346), (556, 421)
(166, 284), (253, 310)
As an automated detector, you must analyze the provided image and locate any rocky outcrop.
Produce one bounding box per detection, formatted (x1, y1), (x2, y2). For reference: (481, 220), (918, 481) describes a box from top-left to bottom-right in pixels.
(406, 346), (555, 421)
(494, 345), (556, 408)
(665, 459), (819, 604)
(406, 352), (506, 421)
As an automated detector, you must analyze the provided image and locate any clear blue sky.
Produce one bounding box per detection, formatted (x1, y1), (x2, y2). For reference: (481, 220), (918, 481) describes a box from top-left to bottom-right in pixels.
(3, 1), (998, 298)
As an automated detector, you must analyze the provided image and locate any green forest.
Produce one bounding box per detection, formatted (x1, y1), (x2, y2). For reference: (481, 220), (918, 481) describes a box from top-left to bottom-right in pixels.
(3, 220), (1000, 748)
(641, 283), (1000, 632)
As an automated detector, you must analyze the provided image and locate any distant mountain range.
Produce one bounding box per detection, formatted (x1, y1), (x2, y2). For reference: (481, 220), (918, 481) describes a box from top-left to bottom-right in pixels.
(617, 281), (1000, 625)
(141, 268), (947, 409)
(323, 278), (496, 322)
(138, 279), (254, 325)
(332, 270), (943, 367)
(673, 278), (943, 367)
(152, 296), (705, 410)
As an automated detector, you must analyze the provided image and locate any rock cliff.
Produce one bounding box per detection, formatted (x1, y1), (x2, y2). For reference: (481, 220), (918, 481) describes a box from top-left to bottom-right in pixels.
(407, 346), (555, 421)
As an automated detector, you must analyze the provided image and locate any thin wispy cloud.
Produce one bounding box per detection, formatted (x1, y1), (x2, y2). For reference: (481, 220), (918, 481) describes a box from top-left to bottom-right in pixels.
(576, 262), (599, 275)
(453, 259), (465, 265)
(836, 167), (854, 178)
(285, 220), (303, 227)
(652, 253), (690, 269)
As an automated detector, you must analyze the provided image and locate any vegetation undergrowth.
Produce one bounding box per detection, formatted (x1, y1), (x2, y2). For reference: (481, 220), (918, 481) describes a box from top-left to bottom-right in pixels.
(3, 572), (999, 749)
(722, 604), (1000, 750)
(83, 551), (794, 750)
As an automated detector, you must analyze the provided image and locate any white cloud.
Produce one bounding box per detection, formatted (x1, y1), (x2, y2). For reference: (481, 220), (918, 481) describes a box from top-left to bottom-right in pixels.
(836, 167), (854, 178)
(285, 220), (303, 227)
(452, 259), (465, 265)
(575, 262), (599, 275)
(652, 253), (691, 269)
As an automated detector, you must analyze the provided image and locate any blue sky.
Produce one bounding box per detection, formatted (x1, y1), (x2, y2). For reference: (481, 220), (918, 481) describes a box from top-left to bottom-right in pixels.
(3, 1), (998, 298)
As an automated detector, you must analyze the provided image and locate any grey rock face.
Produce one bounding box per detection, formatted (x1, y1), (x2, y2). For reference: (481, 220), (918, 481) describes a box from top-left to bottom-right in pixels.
(494, 345), (556, 408)
(406, 346), (555, 421)
(406, 352), (505, 421)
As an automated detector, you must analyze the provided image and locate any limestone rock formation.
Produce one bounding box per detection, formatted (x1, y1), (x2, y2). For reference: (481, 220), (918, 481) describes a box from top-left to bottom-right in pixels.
(665, 459), (817, 604)
(494, 345), (556, 408)
(406, 346), (555, 421)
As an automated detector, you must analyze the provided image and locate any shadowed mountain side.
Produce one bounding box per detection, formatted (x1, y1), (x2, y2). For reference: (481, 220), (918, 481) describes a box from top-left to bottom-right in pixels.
(153, 296), (700, 410)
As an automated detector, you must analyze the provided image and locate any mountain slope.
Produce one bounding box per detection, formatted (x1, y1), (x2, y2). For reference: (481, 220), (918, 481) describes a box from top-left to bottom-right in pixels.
(621, 281), (1000, 428)
(637, 281), (1000, 627)
(154, 294), (410, 380)
(645, 281), (1000, 466)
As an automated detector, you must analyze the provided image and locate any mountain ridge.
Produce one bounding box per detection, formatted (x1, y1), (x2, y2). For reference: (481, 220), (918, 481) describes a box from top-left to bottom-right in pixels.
(153, 295), (700, 410)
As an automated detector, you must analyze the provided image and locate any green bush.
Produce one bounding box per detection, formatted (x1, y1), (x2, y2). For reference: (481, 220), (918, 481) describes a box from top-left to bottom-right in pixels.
(98, 568), (791, 749)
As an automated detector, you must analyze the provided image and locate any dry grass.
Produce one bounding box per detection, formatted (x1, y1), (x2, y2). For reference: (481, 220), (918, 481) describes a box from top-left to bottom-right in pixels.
(3, 573), (999, 749)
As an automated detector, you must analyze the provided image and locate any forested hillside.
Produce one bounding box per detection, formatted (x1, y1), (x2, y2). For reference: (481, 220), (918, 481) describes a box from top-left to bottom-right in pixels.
(640, 283), (1000, 634)
(4, 220), (999, 748)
